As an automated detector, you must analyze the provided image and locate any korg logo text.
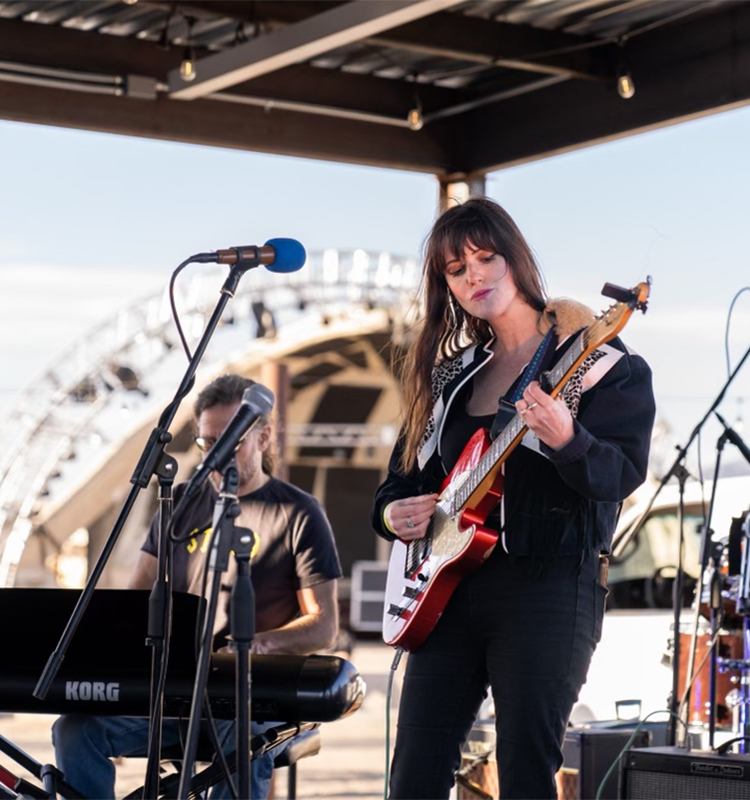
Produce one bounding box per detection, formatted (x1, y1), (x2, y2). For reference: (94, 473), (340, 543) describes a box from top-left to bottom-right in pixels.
(65, 681), (120, 702)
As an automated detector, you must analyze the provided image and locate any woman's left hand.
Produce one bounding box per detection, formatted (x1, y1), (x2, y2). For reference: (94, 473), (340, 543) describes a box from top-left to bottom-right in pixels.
(515, 380), (574, 451)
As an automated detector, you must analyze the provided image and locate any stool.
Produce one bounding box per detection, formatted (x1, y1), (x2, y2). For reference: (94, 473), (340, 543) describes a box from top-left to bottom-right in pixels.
(272, 727), (321, 800)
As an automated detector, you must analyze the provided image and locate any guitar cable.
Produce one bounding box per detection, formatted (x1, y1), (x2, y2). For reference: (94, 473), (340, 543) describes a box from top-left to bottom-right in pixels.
(384, 647), (404, 800)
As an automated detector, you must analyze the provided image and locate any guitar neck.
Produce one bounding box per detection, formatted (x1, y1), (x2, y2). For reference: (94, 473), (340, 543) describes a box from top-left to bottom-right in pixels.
(455, 330), (591, 512)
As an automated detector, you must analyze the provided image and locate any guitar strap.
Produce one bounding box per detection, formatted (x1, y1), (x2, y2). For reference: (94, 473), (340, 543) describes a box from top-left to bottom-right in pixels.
(489, 327), (556, 441)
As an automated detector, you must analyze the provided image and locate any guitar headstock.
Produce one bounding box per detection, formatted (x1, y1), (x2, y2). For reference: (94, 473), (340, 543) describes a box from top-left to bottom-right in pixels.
(587, 278), (651, 349)
(601, 277), (651, 311)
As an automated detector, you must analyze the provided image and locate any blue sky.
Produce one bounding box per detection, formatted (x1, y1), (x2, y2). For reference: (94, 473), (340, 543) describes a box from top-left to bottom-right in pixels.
(1, 106), (749, 475)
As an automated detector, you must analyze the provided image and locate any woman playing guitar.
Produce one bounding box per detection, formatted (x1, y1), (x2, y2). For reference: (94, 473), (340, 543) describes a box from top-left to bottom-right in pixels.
(371, 197), (655, 799)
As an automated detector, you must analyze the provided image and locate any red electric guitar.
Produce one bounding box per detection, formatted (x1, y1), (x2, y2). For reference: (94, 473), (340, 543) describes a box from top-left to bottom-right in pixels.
(382, 280), (651, 651)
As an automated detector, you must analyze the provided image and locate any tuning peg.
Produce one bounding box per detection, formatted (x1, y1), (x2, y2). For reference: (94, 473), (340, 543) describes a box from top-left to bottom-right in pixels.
(601, 283), (634, 303)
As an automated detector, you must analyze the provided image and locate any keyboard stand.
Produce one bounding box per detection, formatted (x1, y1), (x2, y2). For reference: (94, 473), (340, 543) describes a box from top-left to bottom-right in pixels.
(0, 731), (86, 800)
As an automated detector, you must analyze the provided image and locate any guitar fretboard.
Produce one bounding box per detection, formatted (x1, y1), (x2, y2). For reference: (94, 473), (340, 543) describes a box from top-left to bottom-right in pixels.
(453, 330), (588, 512)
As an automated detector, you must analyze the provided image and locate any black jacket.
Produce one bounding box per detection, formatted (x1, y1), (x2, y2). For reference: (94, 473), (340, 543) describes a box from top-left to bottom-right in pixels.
(371, 321), (655, 557)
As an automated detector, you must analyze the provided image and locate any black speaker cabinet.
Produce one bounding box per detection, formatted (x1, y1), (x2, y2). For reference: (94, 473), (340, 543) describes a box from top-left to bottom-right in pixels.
(558, 728), (650, 800)
(620, 746), (750, 799)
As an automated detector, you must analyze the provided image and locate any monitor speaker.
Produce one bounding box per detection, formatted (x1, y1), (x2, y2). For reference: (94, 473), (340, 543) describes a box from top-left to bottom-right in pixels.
(620, 746), (750, 799)
(557, 727), (650, 800)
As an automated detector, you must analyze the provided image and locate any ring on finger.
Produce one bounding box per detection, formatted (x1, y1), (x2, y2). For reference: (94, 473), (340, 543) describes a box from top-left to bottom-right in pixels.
(526, 401), (538, 411)
(406, 518), (415, 529)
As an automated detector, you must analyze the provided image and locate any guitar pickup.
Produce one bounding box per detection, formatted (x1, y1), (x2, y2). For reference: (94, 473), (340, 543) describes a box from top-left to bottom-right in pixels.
(402, 587), (419, 599)
(388, 604), (406, 617)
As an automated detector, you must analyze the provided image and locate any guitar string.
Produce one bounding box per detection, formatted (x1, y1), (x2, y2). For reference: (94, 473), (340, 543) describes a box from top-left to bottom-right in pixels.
(453, 316), (618, 510)
(399, 304), (634, 591)
(405, 310), (623, 575)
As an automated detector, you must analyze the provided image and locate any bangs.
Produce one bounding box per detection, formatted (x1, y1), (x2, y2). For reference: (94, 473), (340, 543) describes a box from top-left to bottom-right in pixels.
(430, 213), (506, 275)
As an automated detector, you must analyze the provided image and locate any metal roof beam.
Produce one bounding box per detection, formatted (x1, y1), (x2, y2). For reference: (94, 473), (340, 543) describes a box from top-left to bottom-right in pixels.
(461, 3), (750, 173)
(0, 16), (462, 117)
(368, 14), (612, 80)
(166, 1), (613, 81)
(0, 77), (456, 173)
(167, 0), (467, 99)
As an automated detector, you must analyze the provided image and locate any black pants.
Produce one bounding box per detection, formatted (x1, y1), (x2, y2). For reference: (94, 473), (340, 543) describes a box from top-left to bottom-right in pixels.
(389, 549), (607, 800)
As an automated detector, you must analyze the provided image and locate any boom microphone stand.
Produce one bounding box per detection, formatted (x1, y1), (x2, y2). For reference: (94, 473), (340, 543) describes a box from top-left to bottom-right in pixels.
(32, 246), (282, 796)
(612, 339), (750, 745)
(175, 460), (256, 800)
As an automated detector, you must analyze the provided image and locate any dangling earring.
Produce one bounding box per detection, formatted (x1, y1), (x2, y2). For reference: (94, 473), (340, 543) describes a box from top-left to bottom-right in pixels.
(444, 291), (460, 331)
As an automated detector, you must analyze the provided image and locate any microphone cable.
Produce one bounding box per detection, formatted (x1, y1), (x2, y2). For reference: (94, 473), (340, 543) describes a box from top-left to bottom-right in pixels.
(384, 647), (404, 800)
(168, 257), (197, 361)
(594, 709), (690, 800)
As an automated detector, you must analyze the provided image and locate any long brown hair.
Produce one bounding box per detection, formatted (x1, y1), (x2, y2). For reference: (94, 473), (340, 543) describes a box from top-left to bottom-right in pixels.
(399, 197), (547, 473)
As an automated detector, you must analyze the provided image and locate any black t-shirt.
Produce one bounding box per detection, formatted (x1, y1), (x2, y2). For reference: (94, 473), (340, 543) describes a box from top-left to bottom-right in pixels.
(142, 477), (342, 641)
(439, 377), (496, 474)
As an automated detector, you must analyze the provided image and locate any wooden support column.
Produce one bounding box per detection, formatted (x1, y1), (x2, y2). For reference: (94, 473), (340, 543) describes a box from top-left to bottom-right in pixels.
(261, 362), (290, 481)
(437, 173), (487, 213)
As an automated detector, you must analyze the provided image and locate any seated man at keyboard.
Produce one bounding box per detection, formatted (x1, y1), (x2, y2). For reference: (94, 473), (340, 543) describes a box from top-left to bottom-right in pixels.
(52, 373), (342, 799)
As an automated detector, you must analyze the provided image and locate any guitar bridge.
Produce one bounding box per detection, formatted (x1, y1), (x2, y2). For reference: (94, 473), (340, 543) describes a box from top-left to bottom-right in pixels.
(388, 603), (406, 618)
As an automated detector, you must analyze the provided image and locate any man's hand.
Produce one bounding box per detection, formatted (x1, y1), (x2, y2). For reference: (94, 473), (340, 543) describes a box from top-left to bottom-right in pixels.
(219, 581), (339, 656)
(217, 638), (273, 655)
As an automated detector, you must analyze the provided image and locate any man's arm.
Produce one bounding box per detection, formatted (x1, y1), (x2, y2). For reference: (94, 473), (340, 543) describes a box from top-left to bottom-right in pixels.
(251, 580), (338, 656)
(129, 551), (157, 590)
(130, 550), (339, 655)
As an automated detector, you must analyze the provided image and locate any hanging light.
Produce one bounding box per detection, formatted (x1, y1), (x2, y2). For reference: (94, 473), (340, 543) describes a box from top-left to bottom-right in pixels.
(180, 47), (196, 81)
(407, 82), (424, 131)
(180, 17), (197, 82)
(122, 0), (139, 5)
(617, 69), (635, 99)
(407, 107), (424, 131)
(616, 39), (635, 99)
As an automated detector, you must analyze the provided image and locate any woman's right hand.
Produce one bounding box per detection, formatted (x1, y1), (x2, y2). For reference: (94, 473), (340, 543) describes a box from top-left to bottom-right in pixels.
(384, 494), (439, 541)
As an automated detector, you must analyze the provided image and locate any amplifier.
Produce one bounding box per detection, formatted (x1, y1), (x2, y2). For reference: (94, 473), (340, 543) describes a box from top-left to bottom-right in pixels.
(557, 727), (650, 800)
(620, 746), (750, 799)
(456, 722), (651, 799)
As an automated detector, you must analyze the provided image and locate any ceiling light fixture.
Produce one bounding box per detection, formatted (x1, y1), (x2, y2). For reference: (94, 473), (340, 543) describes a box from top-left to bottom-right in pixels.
(180, 47), (196, 81)
(180, 17), (197, 82)
(616, 39), (635, 99)
(407, 107), (424, 131)
(407, 87), (424, 131)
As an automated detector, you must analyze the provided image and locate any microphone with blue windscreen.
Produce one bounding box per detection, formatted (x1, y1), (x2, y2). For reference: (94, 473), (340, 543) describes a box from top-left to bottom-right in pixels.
(191, 238), (306, 272)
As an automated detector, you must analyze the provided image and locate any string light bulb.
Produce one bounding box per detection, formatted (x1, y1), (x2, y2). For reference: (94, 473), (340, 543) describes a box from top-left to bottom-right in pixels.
(616, 39), (635, 100)
(407, 107), (424, 131)
(617, 69), (635, 99)
(180, 17), (197, 82)
(123, 0), (139, 4)
(180, 47), (196, 81)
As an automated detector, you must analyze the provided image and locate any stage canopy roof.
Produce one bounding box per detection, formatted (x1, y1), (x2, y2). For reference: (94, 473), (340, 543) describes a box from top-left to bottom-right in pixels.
(0, 0), (749, 177)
